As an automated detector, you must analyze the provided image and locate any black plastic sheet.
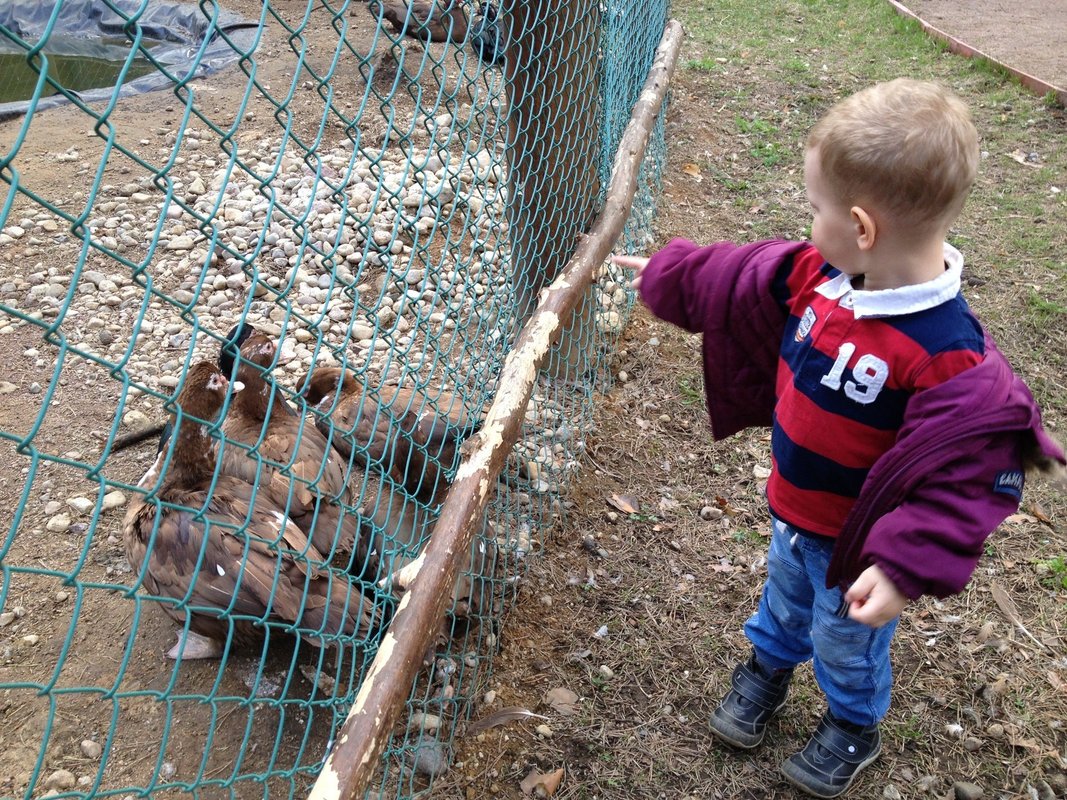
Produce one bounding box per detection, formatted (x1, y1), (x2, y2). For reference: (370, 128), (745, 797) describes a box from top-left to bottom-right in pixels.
(0, 0), (257, 118)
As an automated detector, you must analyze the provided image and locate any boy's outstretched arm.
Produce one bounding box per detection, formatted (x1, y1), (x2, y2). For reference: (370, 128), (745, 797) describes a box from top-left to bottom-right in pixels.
(845, 564), (908, 628)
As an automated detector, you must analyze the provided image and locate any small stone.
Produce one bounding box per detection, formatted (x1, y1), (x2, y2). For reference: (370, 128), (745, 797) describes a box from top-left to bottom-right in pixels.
(0, 611), (15, 627)
(410, 712), (441, 732)
(411, 742), (448, 777)
(122, 410), (150, 428)
(700, 505), (724, 520)
(953, 782), (984, 800)
(916, 775), (940, 792)
(55, 591), (70, 602)
(882, 785), (903, 800)
(44, 770), (76, 790)
(351, 323), (375, 340)
(80, 739), (103, 760)
(102, 491), (127, 511)
(160, 762), (176, 779)
(535, 724), (553, 738)
(482, 690), (497, 705)
(67, 496), (94, 515)
(0, 381), (17, 394)
(597, 664), (614, 680)
(46, 513), (72, 532)
(962, 736), (983, 752)
(22, 634), (40, 645)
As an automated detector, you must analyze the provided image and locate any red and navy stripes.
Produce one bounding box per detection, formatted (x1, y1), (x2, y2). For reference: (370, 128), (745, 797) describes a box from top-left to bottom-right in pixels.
(767, 245), (985, 537)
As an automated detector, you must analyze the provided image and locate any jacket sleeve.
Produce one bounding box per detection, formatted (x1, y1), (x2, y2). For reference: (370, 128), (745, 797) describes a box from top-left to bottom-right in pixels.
(638, 237), (810, 439)
(861, 433), (1025, 599)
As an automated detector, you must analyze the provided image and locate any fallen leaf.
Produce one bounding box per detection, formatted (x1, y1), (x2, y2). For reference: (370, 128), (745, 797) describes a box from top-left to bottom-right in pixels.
(1003, 513), (1038, 525)
(1048, 672), (1066, 693)
(1027, 501), (1053, 527)
(544, 687), (580, 716)
(681, 162), (702, 177)
(1006, 149), (1041, 167)
(466, 707), (547, 735)
(657, 497), (680, 512)
(990, 582), (1047, 650)
(1006, 734), (1042, 753)
(520, 766), (564, 796)
(714, 496), (740, 516)
(607, 493), (641, 514)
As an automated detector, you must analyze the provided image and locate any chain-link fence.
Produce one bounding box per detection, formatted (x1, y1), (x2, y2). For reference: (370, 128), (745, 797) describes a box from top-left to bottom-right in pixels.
(0, 0), (669, 797)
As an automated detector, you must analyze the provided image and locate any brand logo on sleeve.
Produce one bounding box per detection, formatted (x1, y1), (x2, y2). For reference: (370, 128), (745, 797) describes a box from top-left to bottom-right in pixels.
(795, 306), (817, 341)
(993, 470), (1024, 499)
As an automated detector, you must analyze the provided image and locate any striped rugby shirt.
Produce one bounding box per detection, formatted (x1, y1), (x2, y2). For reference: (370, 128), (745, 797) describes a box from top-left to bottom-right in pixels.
(767, 242), (985, 537)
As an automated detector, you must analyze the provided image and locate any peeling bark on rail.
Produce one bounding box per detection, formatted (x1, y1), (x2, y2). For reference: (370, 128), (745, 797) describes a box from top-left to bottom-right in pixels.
(307, 18), (685, 800)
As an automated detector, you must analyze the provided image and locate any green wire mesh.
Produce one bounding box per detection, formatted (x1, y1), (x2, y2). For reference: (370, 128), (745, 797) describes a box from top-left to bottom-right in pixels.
(0, 0), (668, 797)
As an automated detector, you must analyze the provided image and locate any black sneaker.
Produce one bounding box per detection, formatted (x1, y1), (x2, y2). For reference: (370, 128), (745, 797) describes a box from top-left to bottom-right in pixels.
(709, 653), (793, 749)
(781, 713), (881, 798)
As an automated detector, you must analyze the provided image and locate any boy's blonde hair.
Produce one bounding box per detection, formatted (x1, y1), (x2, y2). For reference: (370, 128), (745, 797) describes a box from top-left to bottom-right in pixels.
(807, 78), (979, 233)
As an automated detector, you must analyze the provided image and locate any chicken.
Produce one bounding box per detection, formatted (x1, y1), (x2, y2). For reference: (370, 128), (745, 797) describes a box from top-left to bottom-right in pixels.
(368, 0), (469, 44)
(217, 330), (372, 572)
(106, 323), (291, 456)
(300, 365), (499, 638)
(122, 361), (382, 660)
(299, 366), (480, 507)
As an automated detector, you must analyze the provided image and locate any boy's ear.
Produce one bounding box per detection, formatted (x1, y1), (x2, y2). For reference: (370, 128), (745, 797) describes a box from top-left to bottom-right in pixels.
(850, 206), (877, 251)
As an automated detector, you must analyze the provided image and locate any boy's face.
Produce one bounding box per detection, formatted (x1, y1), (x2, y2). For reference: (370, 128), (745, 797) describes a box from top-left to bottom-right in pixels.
(804, 147), (860, 275)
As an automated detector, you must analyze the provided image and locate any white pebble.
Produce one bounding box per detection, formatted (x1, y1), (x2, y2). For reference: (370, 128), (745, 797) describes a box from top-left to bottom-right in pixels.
(102, 491), (127, 511)
(46, 513), (72, 532)
(66, 497), (94, 515)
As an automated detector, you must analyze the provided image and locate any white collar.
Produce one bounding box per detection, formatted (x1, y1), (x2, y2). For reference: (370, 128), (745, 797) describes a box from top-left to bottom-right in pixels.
(814, 242), (964, 319)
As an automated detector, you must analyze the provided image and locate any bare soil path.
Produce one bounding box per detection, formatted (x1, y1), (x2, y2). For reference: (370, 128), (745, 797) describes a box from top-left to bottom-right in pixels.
(901, 0), (1067, 92)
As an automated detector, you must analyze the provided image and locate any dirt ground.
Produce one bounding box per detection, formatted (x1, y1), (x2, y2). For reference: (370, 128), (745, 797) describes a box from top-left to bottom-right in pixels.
(901, 0), (1067, 91)
(432, 2), (1067, 800)
(0, 1), (1065, 799)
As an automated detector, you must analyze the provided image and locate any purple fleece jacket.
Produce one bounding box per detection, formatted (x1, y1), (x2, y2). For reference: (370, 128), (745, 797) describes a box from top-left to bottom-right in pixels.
(640, 237), (1065, 599)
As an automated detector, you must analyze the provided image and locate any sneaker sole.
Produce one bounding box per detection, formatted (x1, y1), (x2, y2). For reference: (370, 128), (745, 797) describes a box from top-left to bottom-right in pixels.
(779, 744), (882, 799)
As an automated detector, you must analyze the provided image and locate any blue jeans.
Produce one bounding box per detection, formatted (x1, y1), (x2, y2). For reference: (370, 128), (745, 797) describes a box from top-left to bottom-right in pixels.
(744, 517), (899, 727)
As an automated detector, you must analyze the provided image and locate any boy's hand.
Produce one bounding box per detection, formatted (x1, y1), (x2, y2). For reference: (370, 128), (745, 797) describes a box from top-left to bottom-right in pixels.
(845, 565), (907, 628)
(611, 254), (650, 290)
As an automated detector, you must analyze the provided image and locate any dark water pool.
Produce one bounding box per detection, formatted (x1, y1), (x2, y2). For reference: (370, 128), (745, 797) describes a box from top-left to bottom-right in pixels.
(0, 35), (164, 105)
